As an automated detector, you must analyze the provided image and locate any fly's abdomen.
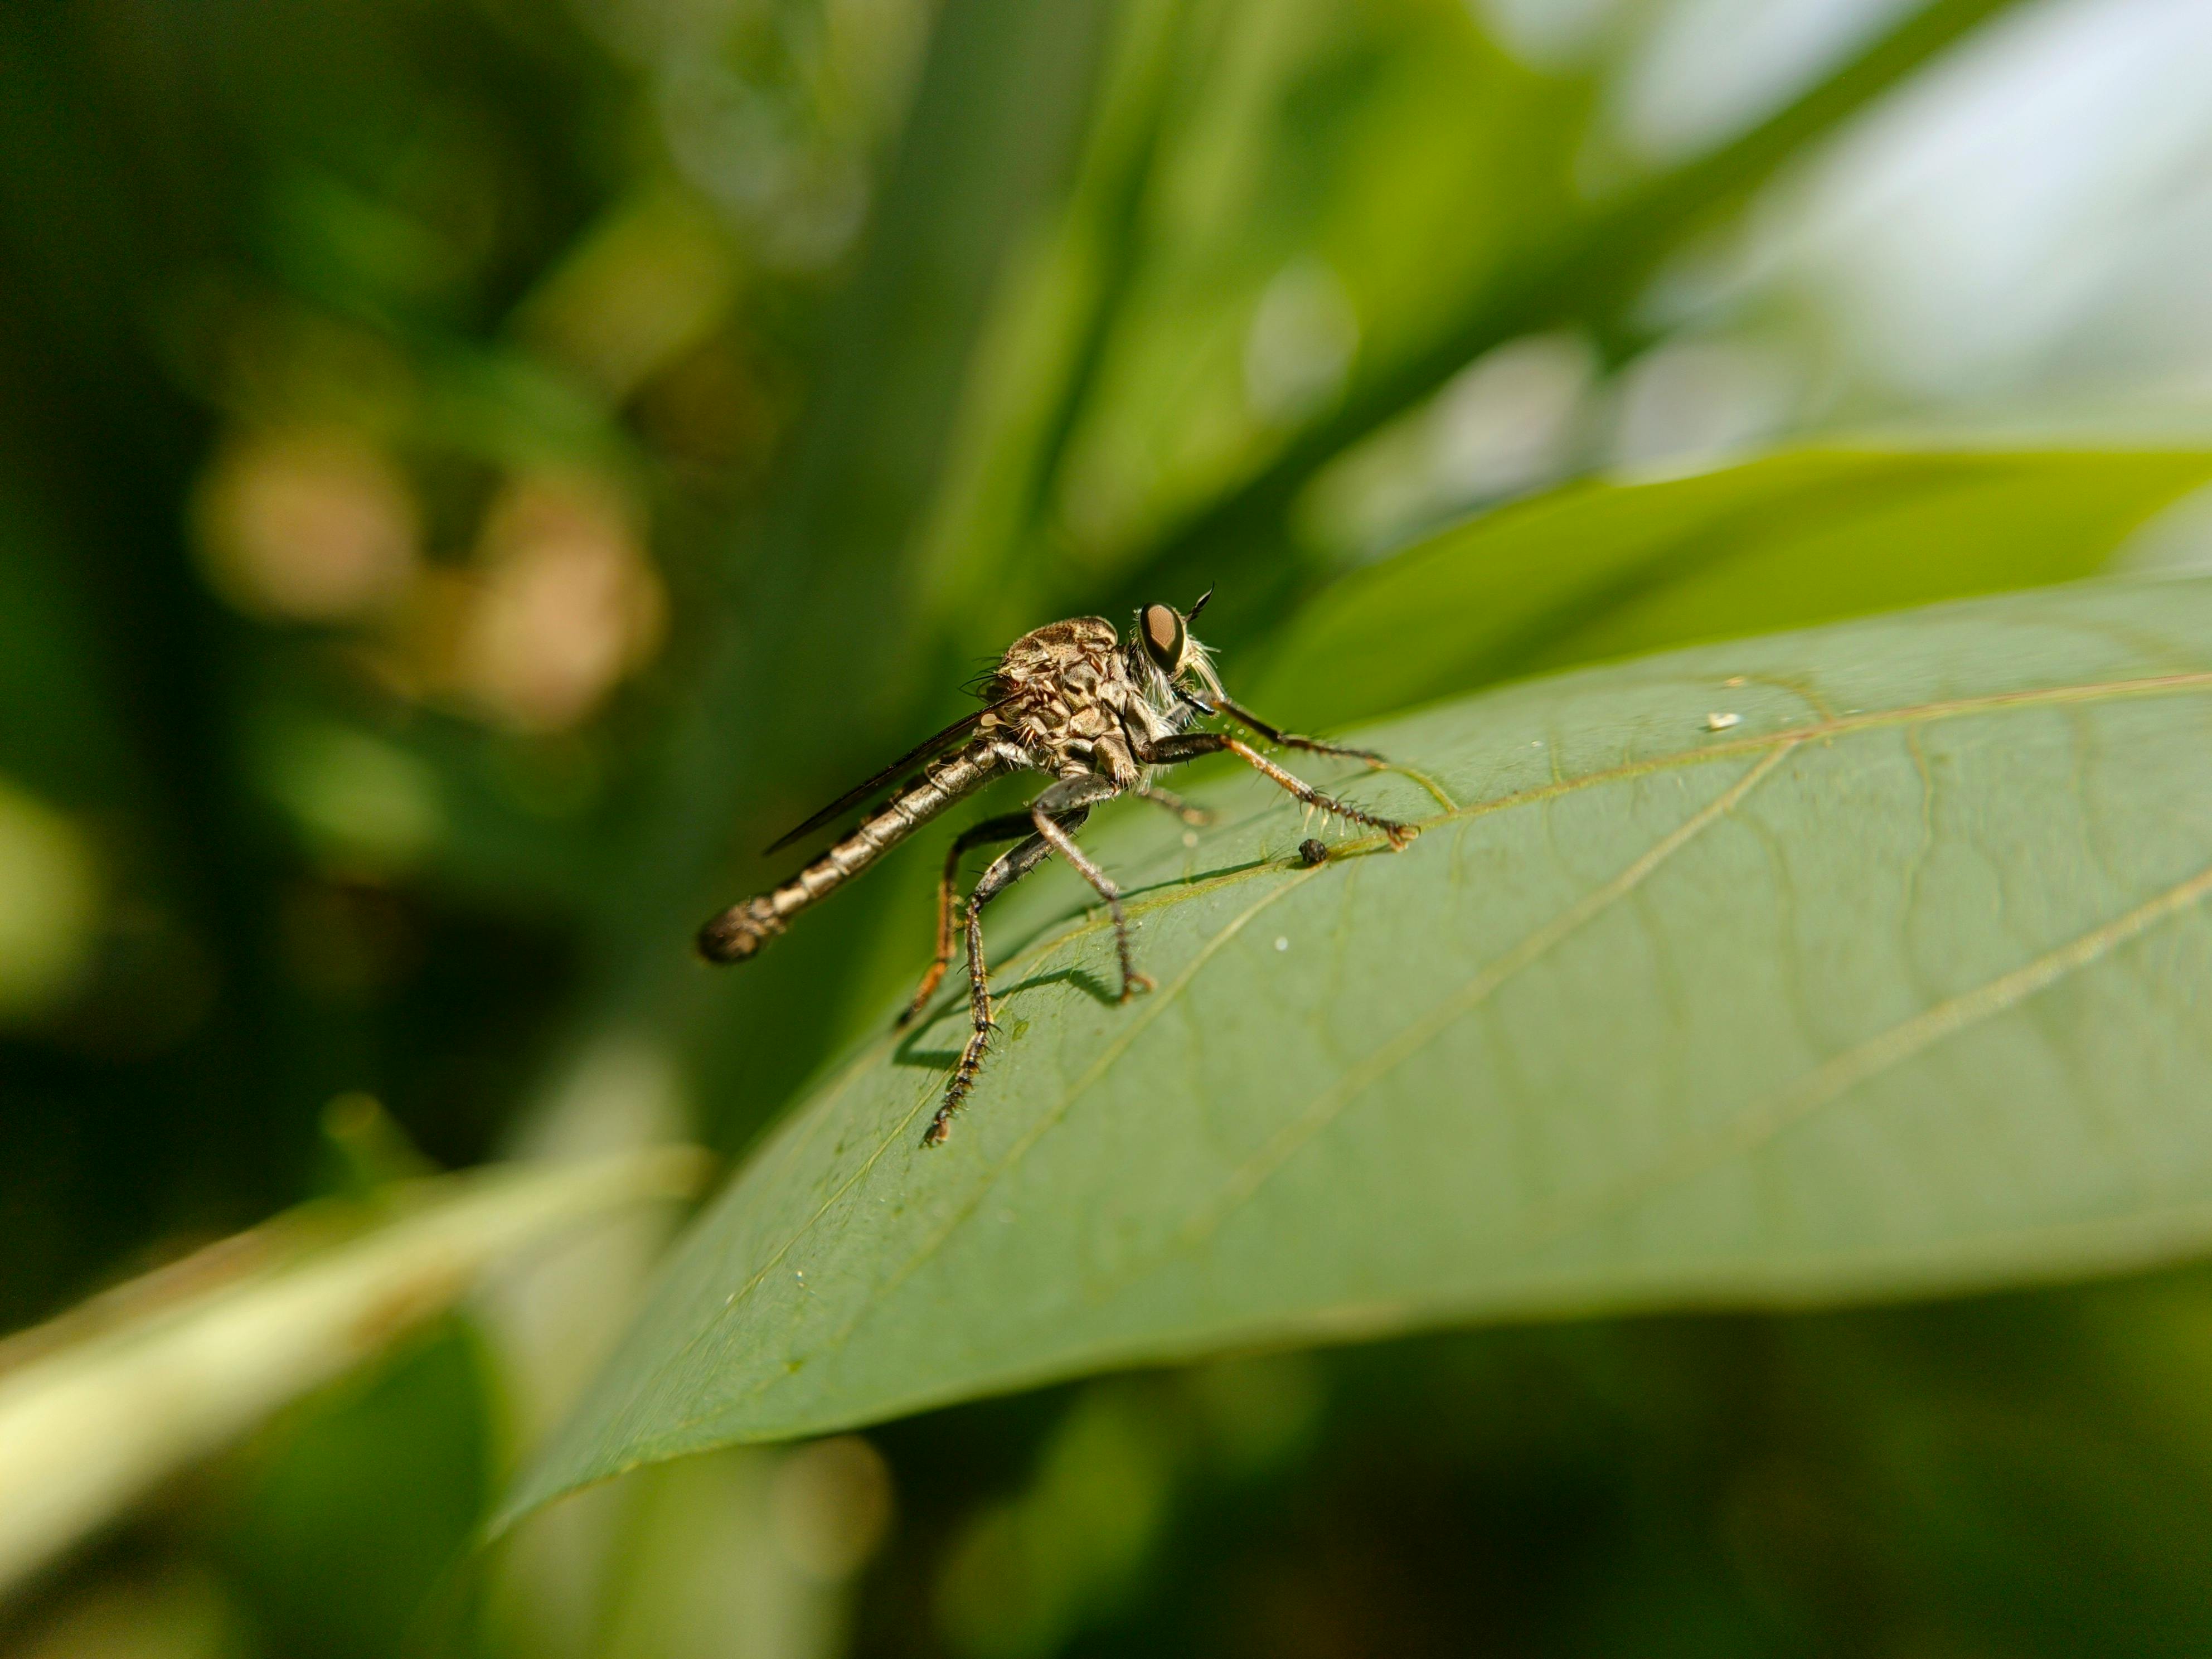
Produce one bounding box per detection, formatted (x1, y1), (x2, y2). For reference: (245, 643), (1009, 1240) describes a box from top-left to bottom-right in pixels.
(697, 743), (1001, 964)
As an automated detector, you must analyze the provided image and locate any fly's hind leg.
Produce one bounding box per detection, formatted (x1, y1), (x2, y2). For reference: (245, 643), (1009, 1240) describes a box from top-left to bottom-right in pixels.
(924, 820), (1077, 1147)
(901, 812), (1036, 1027)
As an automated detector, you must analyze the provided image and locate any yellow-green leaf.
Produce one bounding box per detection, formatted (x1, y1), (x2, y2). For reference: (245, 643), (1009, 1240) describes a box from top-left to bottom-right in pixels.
(1247, 445), (2212, 729)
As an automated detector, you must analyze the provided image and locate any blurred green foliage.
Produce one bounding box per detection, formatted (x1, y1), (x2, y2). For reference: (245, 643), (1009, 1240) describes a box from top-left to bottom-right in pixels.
(8, 0), (2212, 1653)
(212, 1325), (496, 1659)
(1246, 447), (2212, 728)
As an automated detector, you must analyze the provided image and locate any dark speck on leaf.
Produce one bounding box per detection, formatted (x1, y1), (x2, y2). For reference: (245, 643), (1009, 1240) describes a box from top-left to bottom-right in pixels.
(1298, 838), (1328, 866)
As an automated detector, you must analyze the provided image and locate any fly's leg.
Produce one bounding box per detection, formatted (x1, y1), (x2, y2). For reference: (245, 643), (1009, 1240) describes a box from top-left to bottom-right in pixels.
(1134, 783), (1212, 826)
(900, 813), (1036, 1027)
(1029, 804), (1153, 1004)
(1215, 695), (1386, 768)
(1152, 733), (1417, 848)
(925, 824), (1070, 1147)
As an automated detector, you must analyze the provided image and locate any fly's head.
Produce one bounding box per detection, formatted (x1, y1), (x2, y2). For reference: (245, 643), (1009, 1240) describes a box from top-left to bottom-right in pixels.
(1131, 590), (1224, 728)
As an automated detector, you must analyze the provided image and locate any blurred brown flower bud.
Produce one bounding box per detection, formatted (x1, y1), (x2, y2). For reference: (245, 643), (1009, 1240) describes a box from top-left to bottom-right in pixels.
(457, 474), (665, 732)
(192, 430), (420, 623)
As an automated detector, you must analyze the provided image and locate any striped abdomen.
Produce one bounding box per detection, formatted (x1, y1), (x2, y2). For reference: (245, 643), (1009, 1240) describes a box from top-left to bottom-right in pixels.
(697, 740), (1007, 963)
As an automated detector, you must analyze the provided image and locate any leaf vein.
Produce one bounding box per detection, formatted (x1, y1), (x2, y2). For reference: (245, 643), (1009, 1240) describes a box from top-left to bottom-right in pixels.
(1165, 742), (1799, 1259)
(1510, 853), (2212, 1258)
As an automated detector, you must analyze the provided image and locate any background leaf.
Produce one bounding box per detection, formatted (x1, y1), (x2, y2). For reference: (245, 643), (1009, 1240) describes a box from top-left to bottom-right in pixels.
(1099, 0), (2034, 637)
(1243, 444), (2212, 730)
(0, 1146), (702, 1594)
(508, 573), (2212, 1519)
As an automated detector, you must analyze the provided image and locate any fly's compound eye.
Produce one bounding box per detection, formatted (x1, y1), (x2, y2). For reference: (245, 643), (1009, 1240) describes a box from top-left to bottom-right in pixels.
(1140, 602), (1185, 673)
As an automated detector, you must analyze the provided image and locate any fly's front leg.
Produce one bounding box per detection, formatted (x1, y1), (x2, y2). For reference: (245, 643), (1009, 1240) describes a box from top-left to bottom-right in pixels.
(924, 812), (1086, 1147)
(901, 813), (1036, 1027)
(1152, 733), (1417, 848)
(1215, 695), (1386, 768)
(1029, 802), (1153, 1004)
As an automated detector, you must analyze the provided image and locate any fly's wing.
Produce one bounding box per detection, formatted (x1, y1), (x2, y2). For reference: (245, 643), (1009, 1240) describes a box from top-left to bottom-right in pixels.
(763, 695), (1018, 855)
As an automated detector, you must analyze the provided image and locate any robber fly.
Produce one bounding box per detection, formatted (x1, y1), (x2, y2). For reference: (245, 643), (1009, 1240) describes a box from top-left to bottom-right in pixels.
(697, 594), (1416, 1146)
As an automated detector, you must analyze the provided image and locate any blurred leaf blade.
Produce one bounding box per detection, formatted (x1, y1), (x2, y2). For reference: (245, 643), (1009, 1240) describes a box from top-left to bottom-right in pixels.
(906, 0), (1195, 637)
(1243, 444), (2212, 730)
(597, 0), (1125, 1068)
(1110, 0), (2035, 618)
(0, 1147), (704, 1598)
(1044, 0), (1589, 576)
(508, 574), (2212, 1520)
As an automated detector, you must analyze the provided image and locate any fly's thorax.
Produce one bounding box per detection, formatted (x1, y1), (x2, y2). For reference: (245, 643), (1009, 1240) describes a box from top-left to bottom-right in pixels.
(1015, 681), (1113, 773)
(997, 616), (1120, 685)
(995, 643), (1123, 779)
(991, 613), (1196, 779)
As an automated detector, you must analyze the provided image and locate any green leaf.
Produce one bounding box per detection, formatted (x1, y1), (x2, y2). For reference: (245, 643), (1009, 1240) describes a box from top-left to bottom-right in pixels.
(1109, 0), (2037, 619)
(591, 0), (1128, 1139)
(1245, 445), (2212, 730)
(0, 1147), (704, 1594)
(1029, 0), (1592, 575)
(506, 575), (2212, 1523)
